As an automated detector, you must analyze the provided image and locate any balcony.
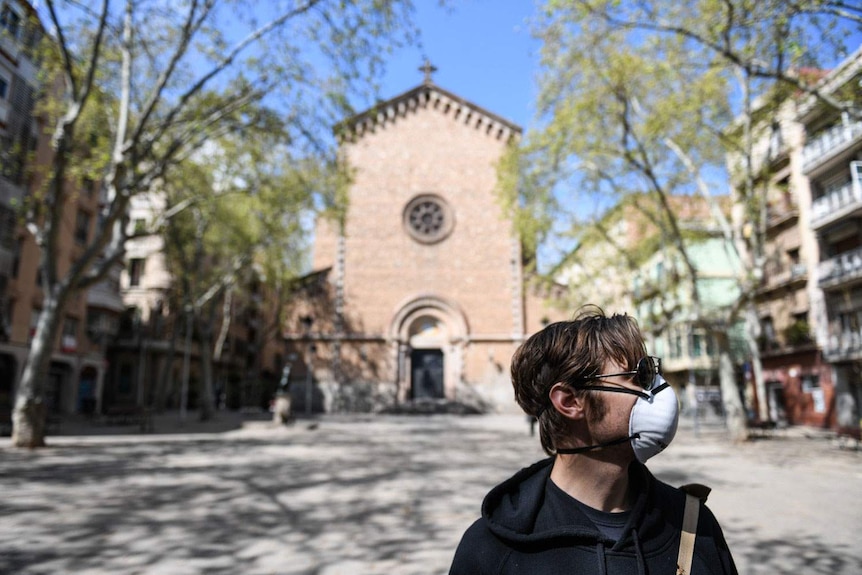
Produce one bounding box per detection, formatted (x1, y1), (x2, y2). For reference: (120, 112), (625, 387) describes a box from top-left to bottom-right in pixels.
(819, 246), (862, 290)
(756, 263), (807, 297)
(765, 204), (799, 232)
(826, 329), (862, 362)
(802, 120), (862, 173)
(86, 262), (125, 313)
(810, 162), (862, 229)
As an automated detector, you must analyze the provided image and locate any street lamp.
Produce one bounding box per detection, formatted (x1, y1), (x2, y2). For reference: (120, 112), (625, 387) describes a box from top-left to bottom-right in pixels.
(300, 315), (314, 416)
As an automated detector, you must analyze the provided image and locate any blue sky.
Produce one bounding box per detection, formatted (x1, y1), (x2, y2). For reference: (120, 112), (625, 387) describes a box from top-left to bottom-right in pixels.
(373, 1), (541, 130)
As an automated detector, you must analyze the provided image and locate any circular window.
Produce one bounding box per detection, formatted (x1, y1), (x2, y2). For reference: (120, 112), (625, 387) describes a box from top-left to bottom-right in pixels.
(403, 194), (454, 244)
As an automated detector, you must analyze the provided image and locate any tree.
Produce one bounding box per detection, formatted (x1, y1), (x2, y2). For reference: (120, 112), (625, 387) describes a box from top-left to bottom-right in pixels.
(12, 0), (417, 448)
(156, 117), (330, 419)
(509, 0), (859, 439)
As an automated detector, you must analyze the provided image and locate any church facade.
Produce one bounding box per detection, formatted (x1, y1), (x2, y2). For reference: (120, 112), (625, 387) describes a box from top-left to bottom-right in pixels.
(288, 77), (565, 413)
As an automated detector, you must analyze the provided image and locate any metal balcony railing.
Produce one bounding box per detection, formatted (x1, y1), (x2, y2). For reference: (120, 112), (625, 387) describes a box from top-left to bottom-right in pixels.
(826, 330), (862, 359)
(819, 245), (862, 288)
(810, 162), (862, 227)
(803, 121), (862, 172)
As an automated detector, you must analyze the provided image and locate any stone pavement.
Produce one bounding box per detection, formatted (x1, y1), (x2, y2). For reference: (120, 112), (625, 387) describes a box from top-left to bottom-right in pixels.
(1, 413), (860, 575)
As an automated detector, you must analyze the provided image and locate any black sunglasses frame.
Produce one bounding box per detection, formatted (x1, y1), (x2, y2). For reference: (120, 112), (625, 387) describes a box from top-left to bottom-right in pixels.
(580, 356), (662, 391)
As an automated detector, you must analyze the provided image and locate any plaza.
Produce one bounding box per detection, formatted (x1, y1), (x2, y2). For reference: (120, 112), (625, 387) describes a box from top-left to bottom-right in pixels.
(1, 413), (860, 574)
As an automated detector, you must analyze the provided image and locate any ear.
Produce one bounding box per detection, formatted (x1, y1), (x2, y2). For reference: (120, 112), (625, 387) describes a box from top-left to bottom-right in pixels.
(549, 382), (587, 421)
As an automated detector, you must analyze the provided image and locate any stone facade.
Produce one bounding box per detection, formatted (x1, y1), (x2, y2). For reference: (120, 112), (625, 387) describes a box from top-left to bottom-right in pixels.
(293, 81), (567, 413)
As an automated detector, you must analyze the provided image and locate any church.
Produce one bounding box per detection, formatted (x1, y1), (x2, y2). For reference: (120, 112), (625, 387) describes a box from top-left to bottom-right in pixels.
(285, 66), (566, 413)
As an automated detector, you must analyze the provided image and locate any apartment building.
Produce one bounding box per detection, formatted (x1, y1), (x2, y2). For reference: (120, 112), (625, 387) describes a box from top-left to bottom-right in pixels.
(0, 0), (39, 407)
(627, 202), (747, 421)
(110, 190), (289, 414)
(741, 87), (836, 428)
(0, 0), (125, 419)
(560, 193), (742, 410)
(798, 46), (862, 436)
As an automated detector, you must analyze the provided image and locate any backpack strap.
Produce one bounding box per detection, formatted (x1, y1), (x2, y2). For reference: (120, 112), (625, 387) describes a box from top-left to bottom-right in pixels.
(676, 484), (710, 575)
(680, 483), (711, 502)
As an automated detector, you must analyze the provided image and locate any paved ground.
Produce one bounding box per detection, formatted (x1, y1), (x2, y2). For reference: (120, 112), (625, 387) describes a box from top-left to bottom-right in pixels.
(1, 412), (860, 575)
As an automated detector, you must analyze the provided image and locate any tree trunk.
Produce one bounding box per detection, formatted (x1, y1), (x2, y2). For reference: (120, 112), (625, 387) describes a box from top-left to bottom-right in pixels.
(744, 302), (769, 421)
(152, 317), (181, 411)
(12, 290), (67, 448)
(196, 301), (217, 421)
(180, 307), (193, 421)
(715, 332), (748, 442)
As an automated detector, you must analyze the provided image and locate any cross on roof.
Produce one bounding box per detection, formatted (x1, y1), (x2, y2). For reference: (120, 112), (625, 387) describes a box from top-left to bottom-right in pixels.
(420, 59), (437, 85)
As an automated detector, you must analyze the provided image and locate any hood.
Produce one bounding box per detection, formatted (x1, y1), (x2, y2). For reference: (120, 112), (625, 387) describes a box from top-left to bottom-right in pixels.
(481, 457), (673, 553)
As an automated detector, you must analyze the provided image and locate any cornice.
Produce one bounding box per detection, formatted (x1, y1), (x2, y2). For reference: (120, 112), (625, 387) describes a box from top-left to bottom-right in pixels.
(335, 83), (522, 144)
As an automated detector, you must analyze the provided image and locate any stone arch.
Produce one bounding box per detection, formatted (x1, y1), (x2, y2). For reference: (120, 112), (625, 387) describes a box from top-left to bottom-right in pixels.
(389, 294), (469, 402)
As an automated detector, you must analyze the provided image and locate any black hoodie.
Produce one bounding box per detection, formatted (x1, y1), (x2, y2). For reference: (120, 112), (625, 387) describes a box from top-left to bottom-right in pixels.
(449, 458), (737, 575)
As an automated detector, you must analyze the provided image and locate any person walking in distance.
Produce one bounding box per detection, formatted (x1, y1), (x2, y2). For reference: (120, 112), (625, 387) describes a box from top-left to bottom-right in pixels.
(450, 306), (737, 574)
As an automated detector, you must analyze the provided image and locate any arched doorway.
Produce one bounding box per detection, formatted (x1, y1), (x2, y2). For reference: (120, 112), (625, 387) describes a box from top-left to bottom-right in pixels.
(390, 295), (469, 402)
(408, 316), (446, 399)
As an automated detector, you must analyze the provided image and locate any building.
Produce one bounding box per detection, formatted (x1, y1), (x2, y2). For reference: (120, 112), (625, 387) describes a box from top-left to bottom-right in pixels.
(0, 0), (124, 420)
(0, 0), (40, 409)
(286, 72), (567, 413)
(744, 88), (834, 428)
(106, 189), (289, 414)
(798, 46), (862, 436)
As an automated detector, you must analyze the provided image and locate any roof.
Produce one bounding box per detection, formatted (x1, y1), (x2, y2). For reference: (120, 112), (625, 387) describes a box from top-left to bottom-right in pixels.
(335, 82), (522, 144)
(797, 44), (862, 120)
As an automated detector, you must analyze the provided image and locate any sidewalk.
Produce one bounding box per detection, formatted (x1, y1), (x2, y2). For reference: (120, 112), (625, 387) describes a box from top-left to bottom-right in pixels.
(1, 413), (860, 575)
(46, 409), (274, 438)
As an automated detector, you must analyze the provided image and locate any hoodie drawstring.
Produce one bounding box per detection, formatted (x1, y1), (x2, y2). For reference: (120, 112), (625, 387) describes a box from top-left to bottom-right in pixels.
(595, 543), (608, 575)
(632, 528), (647, 575)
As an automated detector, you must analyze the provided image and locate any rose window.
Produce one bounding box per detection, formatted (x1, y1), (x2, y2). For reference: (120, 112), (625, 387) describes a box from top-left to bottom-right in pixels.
(403, 194), (453, 244)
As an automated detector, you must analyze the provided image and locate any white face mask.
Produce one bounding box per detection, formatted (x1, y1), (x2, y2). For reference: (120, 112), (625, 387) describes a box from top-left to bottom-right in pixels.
(629, 375), (679, 463)
(555, 375), (679, 461)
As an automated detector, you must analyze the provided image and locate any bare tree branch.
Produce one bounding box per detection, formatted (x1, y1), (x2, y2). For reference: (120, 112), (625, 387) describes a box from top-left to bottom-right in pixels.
(136, 0), (324, 160)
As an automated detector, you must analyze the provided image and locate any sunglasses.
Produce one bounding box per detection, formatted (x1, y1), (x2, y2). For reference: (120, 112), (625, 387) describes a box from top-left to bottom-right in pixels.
(581, 356), (662, 392)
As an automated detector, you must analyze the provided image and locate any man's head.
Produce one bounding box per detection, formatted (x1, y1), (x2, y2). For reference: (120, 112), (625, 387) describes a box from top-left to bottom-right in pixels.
(511, 306), (647, 455)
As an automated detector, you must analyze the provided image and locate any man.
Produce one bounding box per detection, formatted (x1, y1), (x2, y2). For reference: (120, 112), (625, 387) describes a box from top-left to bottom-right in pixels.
(449, 307), (737, 574)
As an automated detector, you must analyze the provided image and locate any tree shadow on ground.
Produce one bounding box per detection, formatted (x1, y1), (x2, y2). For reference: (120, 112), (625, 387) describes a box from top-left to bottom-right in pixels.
(1, 417), (859, 575)
(0, 417), (532, 575)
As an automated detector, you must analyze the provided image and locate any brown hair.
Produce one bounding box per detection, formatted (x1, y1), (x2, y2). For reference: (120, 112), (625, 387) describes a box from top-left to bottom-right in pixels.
(511, 305), (647, 455)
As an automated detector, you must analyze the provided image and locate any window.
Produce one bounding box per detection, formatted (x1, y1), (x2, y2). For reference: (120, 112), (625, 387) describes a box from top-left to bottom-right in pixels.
(62, 317), (78, 351)
(29, 308), (40, 341)
(403, 194), (454, 244)
(0, 4), (21, 39)
(768, 122), (783, 158)
(801, 374), (820, 392)
(762, 317), (776, 340)
(132, 218), (147, 235)
(838, 310), (862, 337)
(706, 334), (715, 356)
(671, 330), (682, 358)
(75, 210), (90, 244)
(118, 363), (133, 395)
(128, 258), (145, 287)
(787, 248), (800, 266)
(0, 76), (7, 100)
(691, 332), (703, 357)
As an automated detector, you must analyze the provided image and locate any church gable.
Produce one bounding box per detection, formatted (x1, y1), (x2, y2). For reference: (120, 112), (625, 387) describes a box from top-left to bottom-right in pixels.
(336, 83), (522, 144)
